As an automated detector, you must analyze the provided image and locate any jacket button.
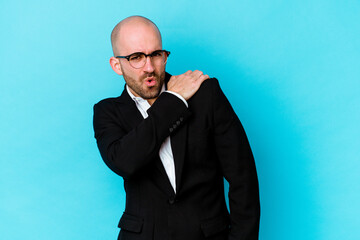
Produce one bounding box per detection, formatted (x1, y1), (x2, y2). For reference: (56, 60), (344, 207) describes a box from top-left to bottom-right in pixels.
(169, 127), (174, 133)
(168, 198), (175, 204)
(176, 120), (181, 125)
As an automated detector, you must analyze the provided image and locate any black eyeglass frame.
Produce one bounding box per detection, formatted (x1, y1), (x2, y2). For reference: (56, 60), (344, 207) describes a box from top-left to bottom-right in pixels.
(116, 50), (170, 62)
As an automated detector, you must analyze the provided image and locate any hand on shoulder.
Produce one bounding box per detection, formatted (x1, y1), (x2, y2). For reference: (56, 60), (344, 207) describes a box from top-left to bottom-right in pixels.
(167, 70), (209, 100)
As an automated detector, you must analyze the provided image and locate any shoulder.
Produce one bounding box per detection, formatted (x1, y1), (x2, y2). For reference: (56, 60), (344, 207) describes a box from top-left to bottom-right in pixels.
(187, 77), (223, 110)
(94, 96), (119, 107)
(193, 77), (222, 99)
(93, 97), (120, 115)
(201, 77), (220, 88)
(199, 77), (222, 94)
(94, 87), (130, 110)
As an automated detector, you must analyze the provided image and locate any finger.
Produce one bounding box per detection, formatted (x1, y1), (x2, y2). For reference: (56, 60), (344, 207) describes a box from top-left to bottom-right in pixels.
(192, 70), (204, 78)
(199, 74), (210, 82)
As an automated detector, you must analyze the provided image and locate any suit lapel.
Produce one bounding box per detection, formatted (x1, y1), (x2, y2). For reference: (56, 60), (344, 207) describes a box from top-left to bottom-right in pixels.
(154, 157), (176, 196)
(116, 85), (176, 196)
(164, 72), (189, 193)
(115, 86), (143, 129)
(170, 124), (188, 193)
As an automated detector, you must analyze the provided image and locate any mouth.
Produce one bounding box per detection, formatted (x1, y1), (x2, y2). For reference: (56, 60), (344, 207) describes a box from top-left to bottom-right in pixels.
(144, 77), (156, 87)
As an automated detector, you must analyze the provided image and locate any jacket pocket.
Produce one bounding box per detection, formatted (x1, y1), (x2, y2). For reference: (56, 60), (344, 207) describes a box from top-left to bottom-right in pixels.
(200, 214), (229, 238)
(118, 212), (144, 233)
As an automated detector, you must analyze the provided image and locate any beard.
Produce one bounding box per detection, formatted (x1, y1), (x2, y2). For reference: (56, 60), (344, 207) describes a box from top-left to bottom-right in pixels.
(122, 70), (165, 100)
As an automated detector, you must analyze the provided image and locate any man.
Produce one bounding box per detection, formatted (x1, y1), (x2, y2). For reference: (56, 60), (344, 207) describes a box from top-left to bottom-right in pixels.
(93, 16), (260, 240)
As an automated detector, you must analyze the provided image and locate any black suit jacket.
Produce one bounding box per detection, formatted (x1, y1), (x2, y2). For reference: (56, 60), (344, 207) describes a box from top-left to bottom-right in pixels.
(93, 73), (260, 240)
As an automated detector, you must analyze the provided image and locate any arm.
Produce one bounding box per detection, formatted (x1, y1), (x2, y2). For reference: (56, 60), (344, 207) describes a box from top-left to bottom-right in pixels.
(93, 92), (189, 179)
(93, 71), (209, 179)
(211, 80), (260, 239)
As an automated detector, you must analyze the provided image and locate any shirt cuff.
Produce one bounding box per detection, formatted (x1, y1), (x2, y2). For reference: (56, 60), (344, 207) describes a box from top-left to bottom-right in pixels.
(165, 91), (188, 107)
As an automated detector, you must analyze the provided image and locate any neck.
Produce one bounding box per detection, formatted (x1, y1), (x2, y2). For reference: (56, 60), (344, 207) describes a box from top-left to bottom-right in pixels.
(147, 98), (156, 105)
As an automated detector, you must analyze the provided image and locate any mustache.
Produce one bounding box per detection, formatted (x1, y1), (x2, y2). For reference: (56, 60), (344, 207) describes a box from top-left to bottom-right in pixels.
(142, 73), (156, 78)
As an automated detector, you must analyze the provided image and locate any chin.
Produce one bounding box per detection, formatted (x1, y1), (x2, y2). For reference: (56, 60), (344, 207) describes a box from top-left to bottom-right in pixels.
(146, 90), (161, 99)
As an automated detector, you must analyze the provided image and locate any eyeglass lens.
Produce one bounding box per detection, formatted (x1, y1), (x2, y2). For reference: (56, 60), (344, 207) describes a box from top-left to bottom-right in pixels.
(129, 51), (168, 69)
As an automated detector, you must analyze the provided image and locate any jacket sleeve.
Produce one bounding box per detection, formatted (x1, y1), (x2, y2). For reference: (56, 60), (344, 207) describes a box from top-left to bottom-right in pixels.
(211, 80), (260, 240)
(93, 92), (191, 179)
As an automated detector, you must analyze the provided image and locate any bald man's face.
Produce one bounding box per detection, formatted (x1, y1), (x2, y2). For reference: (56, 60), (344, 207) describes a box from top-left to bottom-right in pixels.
(115, 22), (166, 101)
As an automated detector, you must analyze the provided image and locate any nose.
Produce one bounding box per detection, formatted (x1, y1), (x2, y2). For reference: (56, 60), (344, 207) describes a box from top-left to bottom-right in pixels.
(143, 56), (155, 72)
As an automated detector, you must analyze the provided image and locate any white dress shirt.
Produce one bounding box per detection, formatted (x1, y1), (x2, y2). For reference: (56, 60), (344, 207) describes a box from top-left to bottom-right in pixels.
(126, 85), (188, 193)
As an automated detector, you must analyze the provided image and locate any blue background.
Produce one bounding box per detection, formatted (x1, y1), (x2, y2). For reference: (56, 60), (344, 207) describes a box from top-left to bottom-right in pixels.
(1, 0), (359, 239)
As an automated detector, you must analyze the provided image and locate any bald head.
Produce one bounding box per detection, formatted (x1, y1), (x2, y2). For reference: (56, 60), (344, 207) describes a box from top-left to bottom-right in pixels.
(111, 16), (162, 56)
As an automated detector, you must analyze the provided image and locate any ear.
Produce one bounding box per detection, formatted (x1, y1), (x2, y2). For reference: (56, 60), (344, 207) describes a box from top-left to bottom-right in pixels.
(109, 56), (123, 75)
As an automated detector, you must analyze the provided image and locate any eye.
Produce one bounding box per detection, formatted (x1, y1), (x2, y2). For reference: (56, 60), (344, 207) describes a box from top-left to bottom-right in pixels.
(129, 53), (143, 61)
(151, 51), (163, 57)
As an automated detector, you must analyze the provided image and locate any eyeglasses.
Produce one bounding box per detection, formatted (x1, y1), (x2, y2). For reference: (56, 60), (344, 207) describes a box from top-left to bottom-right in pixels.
(116, 50), (170, 69)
